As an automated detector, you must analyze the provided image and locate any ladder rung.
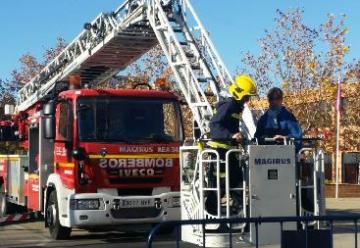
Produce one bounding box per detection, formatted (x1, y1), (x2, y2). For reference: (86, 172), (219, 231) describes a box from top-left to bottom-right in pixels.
(172, 61), (186, 67)
(190, 102), (208, 107)
(156, 26), (168, 32)
(197, 78), (208, 83)
(203, 188), (220, 191)
(230, 188), (244, 191)
(191, 64), (201, 70)
(301, 185), (314, 189)
(185, 52), (195, 58)
(168, 17), (177, 23)
(201, 160), (218, 163)
(173, 27), (183, 32)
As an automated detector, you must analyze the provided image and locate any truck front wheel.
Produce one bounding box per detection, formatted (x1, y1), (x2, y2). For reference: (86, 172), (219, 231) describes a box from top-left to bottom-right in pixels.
(46, 190), (71, 239)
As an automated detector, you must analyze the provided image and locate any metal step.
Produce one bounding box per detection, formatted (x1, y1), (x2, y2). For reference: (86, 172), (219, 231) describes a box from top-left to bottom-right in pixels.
(185, 52), (195, 58)
(190, 102), (208, 107)
(197, 78), (208, 83)
(167, 16), (177, 23)
(173, 27), (183, 32)
(191, 64), (201, 70)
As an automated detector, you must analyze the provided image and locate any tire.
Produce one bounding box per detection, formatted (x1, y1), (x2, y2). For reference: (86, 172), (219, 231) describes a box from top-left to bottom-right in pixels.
(0, 185), (8, 217)
(46, 190), (72, 240)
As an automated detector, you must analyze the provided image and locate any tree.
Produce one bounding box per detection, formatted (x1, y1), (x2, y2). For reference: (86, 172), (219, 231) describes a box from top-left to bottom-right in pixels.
(0, 79), (17, 120)
(43, 37), (67, 65)
(0, 78), (18, 153)
(241, 9), (360, 153)
(1, 38), (67, 153)
(11, 54), (43, 85)
(11, 37), (67, 85)
(241, 9), (354, 94)
(112, 45), (173, 89)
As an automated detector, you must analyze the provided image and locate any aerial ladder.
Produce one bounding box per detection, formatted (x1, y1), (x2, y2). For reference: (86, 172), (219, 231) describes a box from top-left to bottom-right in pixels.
(14, 0), (325, 246)
(17, 0), (232, 136)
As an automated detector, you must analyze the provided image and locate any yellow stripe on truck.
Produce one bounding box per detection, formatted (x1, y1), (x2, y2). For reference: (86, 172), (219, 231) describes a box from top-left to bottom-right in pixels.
(0, 155), (20, 161)
(88, 153), (179, 159)
(28, 174), (39, 180)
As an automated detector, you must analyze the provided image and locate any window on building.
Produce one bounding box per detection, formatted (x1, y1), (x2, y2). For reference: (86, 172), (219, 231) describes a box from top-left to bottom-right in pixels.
(342, 153), (360, 184)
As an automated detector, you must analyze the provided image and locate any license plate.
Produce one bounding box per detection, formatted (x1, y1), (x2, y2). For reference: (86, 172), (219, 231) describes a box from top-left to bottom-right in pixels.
(120, 199), (154, 208)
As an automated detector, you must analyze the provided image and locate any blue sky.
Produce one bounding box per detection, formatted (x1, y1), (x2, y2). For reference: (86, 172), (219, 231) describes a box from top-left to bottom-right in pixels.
(1, 0), (359, 81)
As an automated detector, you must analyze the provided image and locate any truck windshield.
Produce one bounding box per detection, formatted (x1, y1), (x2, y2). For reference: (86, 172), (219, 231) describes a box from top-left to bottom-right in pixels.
(77, 97), (183, 143)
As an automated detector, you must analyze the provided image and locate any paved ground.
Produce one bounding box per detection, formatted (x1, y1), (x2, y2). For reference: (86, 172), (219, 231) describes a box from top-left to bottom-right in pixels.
(326, 198), (360, 214)
(0, 221), (190, 248)
(326, 198), (360, 248)
(0, 198), (359, 248)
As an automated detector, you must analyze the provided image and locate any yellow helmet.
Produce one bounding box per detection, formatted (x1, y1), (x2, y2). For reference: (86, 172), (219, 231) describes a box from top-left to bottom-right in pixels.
(229, 74), (257, 100)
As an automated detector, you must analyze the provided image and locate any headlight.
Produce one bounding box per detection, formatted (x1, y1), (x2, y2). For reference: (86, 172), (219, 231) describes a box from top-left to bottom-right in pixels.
(70, 199), (104, 210)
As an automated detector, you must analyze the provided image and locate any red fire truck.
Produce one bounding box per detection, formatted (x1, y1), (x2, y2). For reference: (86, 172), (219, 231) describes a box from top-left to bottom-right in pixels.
(0, 0), (237, 240)
(0, 87), (183, 239)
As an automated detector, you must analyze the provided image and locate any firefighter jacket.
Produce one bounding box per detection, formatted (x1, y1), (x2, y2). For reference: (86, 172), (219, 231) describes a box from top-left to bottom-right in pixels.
(209, 97), (245, 149)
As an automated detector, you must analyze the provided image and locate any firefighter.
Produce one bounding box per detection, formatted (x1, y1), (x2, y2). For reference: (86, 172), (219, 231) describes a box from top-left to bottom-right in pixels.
(254, 87), (309, 213)
(254, 87), (302, 151)
(206, 74), (257, 215)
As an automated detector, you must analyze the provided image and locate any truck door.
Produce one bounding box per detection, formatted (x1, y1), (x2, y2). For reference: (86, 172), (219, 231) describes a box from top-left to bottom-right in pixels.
(28, 126), (40, 211)
(39, 115), (54, 212)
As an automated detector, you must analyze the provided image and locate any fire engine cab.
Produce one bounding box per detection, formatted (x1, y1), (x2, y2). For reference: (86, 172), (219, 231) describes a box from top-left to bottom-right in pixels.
(0, 0), (326, 245)
(0, 87), (183, 239)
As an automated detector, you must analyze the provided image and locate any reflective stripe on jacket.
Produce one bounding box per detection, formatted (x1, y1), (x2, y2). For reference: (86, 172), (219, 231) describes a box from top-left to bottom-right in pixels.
(207, 141), (236, 150)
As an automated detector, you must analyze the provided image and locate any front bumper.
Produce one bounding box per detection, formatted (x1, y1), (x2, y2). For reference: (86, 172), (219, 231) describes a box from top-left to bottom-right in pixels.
(67, 192), (180, 227)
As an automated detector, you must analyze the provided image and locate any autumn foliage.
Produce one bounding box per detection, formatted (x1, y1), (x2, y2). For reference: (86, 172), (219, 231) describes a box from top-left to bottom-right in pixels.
(242, 9), (360, 153)
(250, 82), (360, 153)
(1, 9), (359, 149)
(11, 37), (67, 86)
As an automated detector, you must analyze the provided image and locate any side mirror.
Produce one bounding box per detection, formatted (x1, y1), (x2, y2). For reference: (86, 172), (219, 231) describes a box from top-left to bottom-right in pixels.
(43, 101), (55, 116)
(44, 116), (55, 139)
(72, 147), (87, 161)
(43, 101), (56, 139)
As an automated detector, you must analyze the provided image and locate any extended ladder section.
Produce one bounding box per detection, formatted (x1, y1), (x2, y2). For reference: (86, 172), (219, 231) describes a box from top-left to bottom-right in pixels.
(17, 0), (234, 134)
(148, 0), (233, 134)
(18, 0), (157, 112)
